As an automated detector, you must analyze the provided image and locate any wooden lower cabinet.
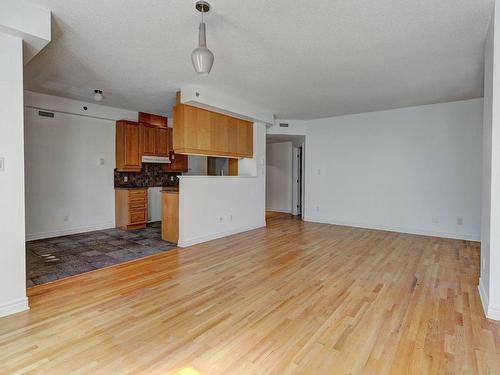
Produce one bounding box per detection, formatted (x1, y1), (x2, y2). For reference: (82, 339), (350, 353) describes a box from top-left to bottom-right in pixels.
(161, 191), (179, 243)
(115, 188), (148, 230)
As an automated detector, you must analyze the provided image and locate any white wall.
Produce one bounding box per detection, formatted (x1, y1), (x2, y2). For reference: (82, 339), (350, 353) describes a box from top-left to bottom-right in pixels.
(177, 123), (266, 247)
(24, 108), (116, 239)
(0, 33), (28, 317)
(23, 92), (138, 240)
(305, 99), (483, 241)
(0, 0), (51, 63)
(480, 3), (500, 321)
(25, 91), (137, 121)
(268, 119), (307, 136)
(266, 142), (293, 213)
(0, 1), (51, 318)
(185, 155), (208, 175)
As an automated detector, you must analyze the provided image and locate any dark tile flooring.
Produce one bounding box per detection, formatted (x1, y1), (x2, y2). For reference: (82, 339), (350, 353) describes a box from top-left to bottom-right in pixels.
(26, 222), (176, 286)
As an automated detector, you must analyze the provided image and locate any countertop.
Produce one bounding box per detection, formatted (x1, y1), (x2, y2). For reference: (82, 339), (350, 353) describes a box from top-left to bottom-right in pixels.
(114, 186), (148, 190)
(161, 187), (179, 193)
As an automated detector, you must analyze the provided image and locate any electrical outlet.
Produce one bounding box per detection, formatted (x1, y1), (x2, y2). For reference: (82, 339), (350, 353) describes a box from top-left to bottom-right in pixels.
(316, 169), (321, 175)
(218, 216), (223, 223)
(124, 176), (128, 182)
(0, 157), (4, 172)
(457, 217), (463, 226)
(64, 215), (69, 222)
(99, 158), (105, 165)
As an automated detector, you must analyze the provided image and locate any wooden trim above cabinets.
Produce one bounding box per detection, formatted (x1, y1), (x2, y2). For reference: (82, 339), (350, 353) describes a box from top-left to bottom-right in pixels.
(138, 112), (167, 128)
(173, 104), (253, 158)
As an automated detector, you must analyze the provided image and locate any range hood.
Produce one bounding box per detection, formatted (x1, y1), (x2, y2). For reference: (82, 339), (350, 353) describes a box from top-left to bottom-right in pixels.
(141, 156), (171, 164)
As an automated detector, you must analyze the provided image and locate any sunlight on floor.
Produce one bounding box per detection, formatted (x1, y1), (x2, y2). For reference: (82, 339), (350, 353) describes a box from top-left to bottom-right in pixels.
(175, 367), (203, 375)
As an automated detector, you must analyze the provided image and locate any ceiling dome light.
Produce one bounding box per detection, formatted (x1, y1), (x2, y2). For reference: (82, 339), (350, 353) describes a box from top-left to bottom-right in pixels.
(191, 1), (214, 76)
(94, 89), (103, 102)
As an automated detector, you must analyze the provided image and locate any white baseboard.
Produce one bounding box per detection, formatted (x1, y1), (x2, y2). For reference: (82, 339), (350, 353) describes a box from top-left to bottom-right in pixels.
(488, 306), (500, 321)
(478, 279), (500, 321)
(266, 208), (292, 214)
(478, 279), (490, 317)
(303, 216), (480, 241)
(0, 297), (29, 318)
(26, 222), (115, 241)
(178, 222), (266, 248)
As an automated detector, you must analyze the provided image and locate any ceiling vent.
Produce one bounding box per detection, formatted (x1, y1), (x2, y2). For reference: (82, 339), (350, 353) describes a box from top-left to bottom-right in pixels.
(38, 110), (55, 118)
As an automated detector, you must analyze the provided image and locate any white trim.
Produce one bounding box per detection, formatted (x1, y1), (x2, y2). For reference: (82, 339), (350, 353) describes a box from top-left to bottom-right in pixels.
(178, 222), (265, 248)
(26, 221), (115, 241)
(478, 279), (500, 321)
(181, 85), (274, 125)
(303, 216), (480, 241)
(0, 297), (29, 318)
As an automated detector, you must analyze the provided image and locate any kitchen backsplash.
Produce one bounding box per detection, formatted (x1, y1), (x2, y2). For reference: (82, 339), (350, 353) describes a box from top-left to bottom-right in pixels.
(114, 163), (180, 188)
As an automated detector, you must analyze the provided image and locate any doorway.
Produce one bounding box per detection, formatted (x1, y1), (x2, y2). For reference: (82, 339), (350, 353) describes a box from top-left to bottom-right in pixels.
(265, 134), (305, 218)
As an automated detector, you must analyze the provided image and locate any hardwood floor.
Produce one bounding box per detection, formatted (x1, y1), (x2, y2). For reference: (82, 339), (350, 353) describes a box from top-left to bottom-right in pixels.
(0, 213), (499, 374)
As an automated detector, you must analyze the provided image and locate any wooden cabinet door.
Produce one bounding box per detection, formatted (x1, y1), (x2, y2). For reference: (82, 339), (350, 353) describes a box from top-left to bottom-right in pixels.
(142, 125), (157, 156)
(210, 111), (229, 154)
(226, 117), (239, 155)
(156, 127), (169, 157)
(237, 120), (253, 157)
(166, 127), (174, 154)
(123, 122), (141, 170)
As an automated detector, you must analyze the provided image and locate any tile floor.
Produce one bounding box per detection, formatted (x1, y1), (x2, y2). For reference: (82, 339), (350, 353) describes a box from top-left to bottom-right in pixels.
(26, 222), (176, 286)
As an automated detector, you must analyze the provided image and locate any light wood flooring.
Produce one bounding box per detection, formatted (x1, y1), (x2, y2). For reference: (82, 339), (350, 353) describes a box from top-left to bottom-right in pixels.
(0, 212), (499, 374)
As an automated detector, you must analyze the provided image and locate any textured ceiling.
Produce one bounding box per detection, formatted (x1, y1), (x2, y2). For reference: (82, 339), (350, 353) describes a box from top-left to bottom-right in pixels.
(25, 0), (493, 119)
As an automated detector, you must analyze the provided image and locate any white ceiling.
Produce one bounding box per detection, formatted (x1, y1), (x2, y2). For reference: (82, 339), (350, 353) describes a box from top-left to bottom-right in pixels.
(25, 0), (493, 119)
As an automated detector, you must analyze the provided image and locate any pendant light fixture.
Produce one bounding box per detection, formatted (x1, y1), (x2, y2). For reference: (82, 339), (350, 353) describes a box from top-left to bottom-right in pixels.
(191, 1), (214, 76)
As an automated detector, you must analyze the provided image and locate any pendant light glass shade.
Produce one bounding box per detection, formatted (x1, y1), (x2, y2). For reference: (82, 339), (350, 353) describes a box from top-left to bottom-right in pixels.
(191, 21), (214, 75)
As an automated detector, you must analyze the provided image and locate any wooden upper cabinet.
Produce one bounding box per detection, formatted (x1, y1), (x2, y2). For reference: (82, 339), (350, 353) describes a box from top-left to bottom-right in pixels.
(142, 124), (157, 156)
(156, 127), (170, 157)
(140, 113), (170, 157)
(173, 104), (253, 158)
(163, 127), (188, 172)
(165, 153), (188, 172)
(116, 121), (142, 172)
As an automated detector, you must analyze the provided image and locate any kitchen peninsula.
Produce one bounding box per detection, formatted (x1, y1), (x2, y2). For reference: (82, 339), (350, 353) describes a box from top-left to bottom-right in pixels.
(114, 93), (257, 246)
